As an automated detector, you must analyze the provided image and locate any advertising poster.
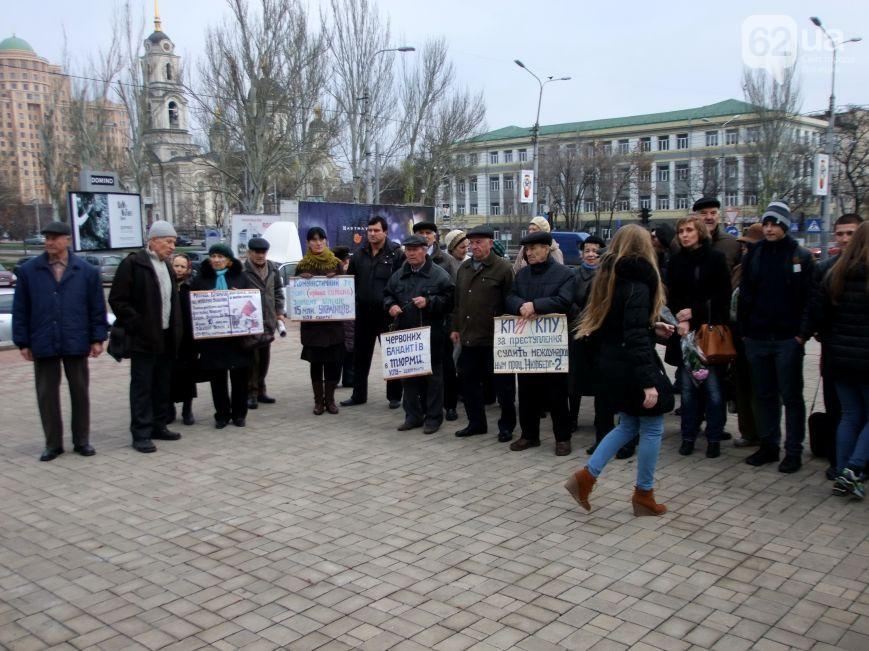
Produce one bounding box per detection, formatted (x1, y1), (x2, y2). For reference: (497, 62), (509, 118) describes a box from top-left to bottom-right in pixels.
(190, 289), (265, 340)
(231, 214), (287, 258)
(298, 201), (434, 250)
(812, 153), (830, 197)
(519, 169), (534, 204)
(69, 191), (144, 251)
(288, 275), (355, 321)
(381, 326), (432, 380)
(493, 314), (569, 374)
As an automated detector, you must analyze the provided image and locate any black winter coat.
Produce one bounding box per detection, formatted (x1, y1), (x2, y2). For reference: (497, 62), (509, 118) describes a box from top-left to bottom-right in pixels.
(109, 249), (182, 355)
(505, 256), (575, 318)
(667, 242), (731, 329)
(348, 239), (405, 311)
(189, 259), (253, 370)
(811, 263), (869, 384)
(593, 257), (670, 416)
(384, 257), (454, 362)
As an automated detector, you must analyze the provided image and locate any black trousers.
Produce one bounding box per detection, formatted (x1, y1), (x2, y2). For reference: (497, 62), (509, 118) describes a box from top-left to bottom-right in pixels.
(34, 355), (90, 449)
(518, 373), (570, 442)
(403, 365), (444, 427)
(247, 343), (272, 398)
(130, 349), (173, 442)
(351, 314), (402, 403)
(210, 367), (249, 422)
(459, 345), (516, 433)
(443, 338), (458, 410)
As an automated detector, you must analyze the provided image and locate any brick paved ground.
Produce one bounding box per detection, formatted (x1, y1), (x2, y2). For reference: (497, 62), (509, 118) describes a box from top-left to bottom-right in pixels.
(0, 330), (867, 650)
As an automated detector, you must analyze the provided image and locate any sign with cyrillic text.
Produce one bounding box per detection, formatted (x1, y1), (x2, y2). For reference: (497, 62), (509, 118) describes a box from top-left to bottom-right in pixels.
(382, 326), (432, 380)
(190, 289), (264, 339)
(288, 275), (355, 321)
(493, 314), (569, 374)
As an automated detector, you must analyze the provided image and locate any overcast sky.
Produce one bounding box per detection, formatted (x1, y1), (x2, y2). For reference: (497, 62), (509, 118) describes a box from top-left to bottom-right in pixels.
(6, 0), (868, 133)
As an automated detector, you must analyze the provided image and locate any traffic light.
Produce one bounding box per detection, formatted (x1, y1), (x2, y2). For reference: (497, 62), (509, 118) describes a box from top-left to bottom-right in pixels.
(640, 207), (651, 225)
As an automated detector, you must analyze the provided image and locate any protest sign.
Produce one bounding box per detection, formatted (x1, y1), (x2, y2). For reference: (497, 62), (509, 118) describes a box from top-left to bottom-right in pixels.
(493, 314), (570, 374)
(190, 289), (265, 339)
(288, 275), (355, 321)
(381, 326), (432, 380)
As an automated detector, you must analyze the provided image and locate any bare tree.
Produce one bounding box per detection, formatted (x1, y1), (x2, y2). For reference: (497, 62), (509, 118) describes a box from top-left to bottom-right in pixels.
(35, 68), (70, 220)
(195, 0), (331, 213)
(834, 106), (869, 215)
(742, 67), (812, 210)
(539, 142), (591, 231)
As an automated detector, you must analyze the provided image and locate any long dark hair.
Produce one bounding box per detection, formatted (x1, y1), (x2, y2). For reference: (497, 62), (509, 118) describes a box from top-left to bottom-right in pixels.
(828, 221), (869, 304)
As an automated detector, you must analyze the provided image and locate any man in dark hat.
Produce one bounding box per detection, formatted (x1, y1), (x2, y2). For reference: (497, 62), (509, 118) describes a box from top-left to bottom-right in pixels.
(505, 230), (576, 456)
(451, 225), (517, 441)
(243, 236), (285, 409)
(693, 197), (741, 273)
(738, 201), (814, 473)
(413, 221), (459, 278)
(384, 235), (454, 434)
(13, 221), (108, 461)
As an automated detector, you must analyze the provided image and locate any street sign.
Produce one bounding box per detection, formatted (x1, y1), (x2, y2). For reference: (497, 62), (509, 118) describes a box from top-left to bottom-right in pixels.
(806, 218), (822, 233)
(725, 226), (739, 236)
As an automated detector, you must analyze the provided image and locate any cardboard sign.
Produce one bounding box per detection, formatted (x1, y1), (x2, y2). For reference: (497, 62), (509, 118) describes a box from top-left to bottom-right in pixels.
(288, 275), (355, 321)
(382, 326), (432, 380)
(190, 289), (265, 340)
(493, 314), (570, 374)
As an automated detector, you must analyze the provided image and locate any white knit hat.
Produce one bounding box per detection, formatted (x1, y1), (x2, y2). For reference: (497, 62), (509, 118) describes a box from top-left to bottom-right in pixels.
(147, 220), (178, 239)
(444, 229), (467, 252)
(529, 216), (551, 233)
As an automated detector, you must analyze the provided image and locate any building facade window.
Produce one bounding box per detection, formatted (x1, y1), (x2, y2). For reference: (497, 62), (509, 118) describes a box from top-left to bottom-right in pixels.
(705, 131), (718, 147)
(490, 203), (500, 216)
(639, 169), (652, 183)
(725, 192), (738, 207)
(616, 198), (630, 211)
(639, 195), (651, 209)
(518, 148), (527, 162)
(469, 176), (477, 193)
(657, 195), (670, 210)
(504, 175), (514, 190)
(677, 133), (688, 149)
(676, 194), (689, 210)
(602, 141), (612, 155)
(618, 139), (629, 154)
(457, 179), (465, 193)
(657, 135), (670, 151)
(455, 206), (465, 216)
(640, 137), (651, 152)
(503, 150), (513, 163)
(470, 203), (478, 213)
(489, 151), (498, 164)
(456, 153), (465, 166)
(657, 164), (670, 182)
(725, 129), (739, 145)
(489, 175), (499, 191)
(675, 163), (689, 180)
(746, 127), (759, 143)
(469, 153), (478, 165)
(168, 101), (179, 128)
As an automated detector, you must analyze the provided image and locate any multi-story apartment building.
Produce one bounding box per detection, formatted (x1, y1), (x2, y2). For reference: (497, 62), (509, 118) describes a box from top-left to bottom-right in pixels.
(441, 99), (827, 235)
(0, 35), (129, 210)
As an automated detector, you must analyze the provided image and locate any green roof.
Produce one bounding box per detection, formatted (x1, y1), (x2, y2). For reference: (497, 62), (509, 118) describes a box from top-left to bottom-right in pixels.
(0, 35), (35, 54)
(468, 99), (759, 143)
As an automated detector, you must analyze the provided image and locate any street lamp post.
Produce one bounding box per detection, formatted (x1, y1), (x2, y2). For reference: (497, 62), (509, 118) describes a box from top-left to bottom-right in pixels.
(514, 60), (570, 217)
(31, 198), (41, 234)
(810, 17), (861, 260)
(362, 46), (415, 204)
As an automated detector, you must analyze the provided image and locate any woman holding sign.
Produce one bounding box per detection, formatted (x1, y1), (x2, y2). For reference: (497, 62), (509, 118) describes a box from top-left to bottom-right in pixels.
(190, 244), (253, 429)
(565, 225), (675, 516)
(296, 227), (344, 415)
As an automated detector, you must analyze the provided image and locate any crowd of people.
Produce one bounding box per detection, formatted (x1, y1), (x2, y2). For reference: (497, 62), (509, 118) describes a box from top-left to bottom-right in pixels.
(11, 200), (868, 514)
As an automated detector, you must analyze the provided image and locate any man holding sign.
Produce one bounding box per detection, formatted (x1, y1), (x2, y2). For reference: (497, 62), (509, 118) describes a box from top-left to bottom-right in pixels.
(505, 230), (576, 456)
(384, 235), (454, 434)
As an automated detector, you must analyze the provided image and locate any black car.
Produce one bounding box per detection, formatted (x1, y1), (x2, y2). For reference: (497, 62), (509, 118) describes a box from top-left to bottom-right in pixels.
(183, 250), (209, 273)
(175, 235), (194, 247)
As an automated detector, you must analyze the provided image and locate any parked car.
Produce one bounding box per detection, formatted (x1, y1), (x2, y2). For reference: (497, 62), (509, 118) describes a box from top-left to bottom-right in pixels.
(0, 288), (12, 346)
(23, 234), (45, 246)
(175, 234), (194, 247)
(184, 249), (209, 273)
(13, 256), (37, 275)
(0, 263), (15, 287)
(82, 253), (123, 285)
(278, 261), (298, 310)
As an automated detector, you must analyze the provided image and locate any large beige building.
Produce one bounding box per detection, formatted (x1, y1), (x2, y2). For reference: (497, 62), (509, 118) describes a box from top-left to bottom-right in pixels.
(0, 35), (129, 212)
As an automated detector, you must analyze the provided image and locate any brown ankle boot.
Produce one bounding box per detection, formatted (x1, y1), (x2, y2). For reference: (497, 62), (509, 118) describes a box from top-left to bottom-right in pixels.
(312, 381), (325, 415)
(564, 467), (596, 512)
(632, 487), (667, 516)
(324, 381), (339, 414)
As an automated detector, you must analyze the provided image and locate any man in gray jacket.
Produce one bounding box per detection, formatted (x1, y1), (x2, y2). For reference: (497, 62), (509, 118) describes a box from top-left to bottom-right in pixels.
(243, 237), (285, 409)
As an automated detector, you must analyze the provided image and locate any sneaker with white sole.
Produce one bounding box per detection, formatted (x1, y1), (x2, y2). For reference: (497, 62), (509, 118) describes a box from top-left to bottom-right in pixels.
(834, 468), (865, 499)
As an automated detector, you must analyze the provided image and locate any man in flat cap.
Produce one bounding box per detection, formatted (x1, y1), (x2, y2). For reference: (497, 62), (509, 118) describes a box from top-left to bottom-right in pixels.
(505, 230), (576, 456)
(451, 225), (516, 441)
(693, 197), (741, 273)
(243, 236), (285, 409)
(384, 235), (454, 434)
(13, 221), (108, 461)
(413, 221), (459, 279)
(109, 220), (183, 453)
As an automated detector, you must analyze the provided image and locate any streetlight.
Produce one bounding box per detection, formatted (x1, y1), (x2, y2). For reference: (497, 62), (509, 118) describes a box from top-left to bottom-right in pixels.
(362, 45), (415, 204)
(514, 59), (571, 217)
(810, 16), (861, 259)
(31, 198), (41, 235)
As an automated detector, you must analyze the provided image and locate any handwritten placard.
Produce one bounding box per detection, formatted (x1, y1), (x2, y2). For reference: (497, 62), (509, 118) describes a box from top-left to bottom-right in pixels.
(493, 314), (569, 374)
(382, 326), (432, 380)
(288, 275), (356, 321)
(190, 289), (265, 339)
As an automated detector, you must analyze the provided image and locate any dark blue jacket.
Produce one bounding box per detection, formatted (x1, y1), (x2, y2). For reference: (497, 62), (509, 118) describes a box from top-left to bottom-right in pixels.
(13, 251), (108, 358)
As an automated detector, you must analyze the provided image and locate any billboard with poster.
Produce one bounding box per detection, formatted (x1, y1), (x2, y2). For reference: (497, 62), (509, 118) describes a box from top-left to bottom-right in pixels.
(68, 191), (144, 251)
(298, 201), (434, 251)
(230, 214), (287, 258)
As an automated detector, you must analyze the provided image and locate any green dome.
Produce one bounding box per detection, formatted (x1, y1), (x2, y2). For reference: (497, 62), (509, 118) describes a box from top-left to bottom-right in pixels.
(0, 36), (35, 53)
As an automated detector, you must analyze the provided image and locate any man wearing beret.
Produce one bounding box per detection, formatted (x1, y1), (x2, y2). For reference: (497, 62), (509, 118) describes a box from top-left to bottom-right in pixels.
(109, 220), (183, 453)
(243, 236), (285, 410)
(413, 221), (459, 279)
(738, 201), (814, 473)
(384, 235), (454, 434)
(451, 225), (516, 440)
(13, 221), (108, 461)
(505, 230), (576, 455)
(693, 197), (741, 273)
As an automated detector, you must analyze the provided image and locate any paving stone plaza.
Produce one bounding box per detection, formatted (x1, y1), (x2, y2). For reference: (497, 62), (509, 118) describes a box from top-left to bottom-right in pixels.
(1, 332), (867, 650)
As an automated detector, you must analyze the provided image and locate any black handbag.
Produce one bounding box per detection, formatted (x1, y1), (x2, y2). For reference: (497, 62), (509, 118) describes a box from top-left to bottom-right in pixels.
(631, 355), (675, 416)
(107, 325), (131, 362)
(240, 331), (275, 351)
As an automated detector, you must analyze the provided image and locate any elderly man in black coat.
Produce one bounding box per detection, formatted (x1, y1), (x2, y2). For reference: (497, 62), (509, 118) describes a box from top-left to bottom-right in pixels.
(384, 235), (454, 434)
(505, 231), (576, 456)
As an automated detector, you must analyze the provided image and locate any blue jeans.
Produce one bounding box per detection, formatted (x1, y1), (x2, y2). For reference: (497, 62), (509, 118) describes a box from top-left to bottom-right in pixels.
(835, 381), (869, 473)
(744, 337), (806, 456)
(680, 364), (726, 442)
(587, 413), (664, 490)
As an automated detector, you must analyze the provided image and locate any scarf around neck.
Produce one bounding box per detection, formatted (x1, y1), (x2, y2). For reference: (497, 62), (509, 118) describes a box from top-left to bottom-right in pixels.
(215, 268), (229, 290)
(298, 248), (341, 273)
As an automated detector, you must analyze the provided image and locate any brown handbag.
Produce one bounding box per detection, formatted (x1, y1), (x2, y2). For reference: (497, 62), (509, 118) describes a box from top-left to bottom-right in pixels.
(695, 324), (737, 365)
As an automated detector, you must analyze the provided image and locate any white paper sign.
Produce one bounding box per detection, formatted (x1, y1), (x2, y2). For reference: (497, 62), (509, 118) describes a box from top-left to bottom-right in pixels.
(382, 326), (432, 380)
(288, 275), (356, 321)
(190, 289), (265, 340)
(493, 314), (569, 374)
